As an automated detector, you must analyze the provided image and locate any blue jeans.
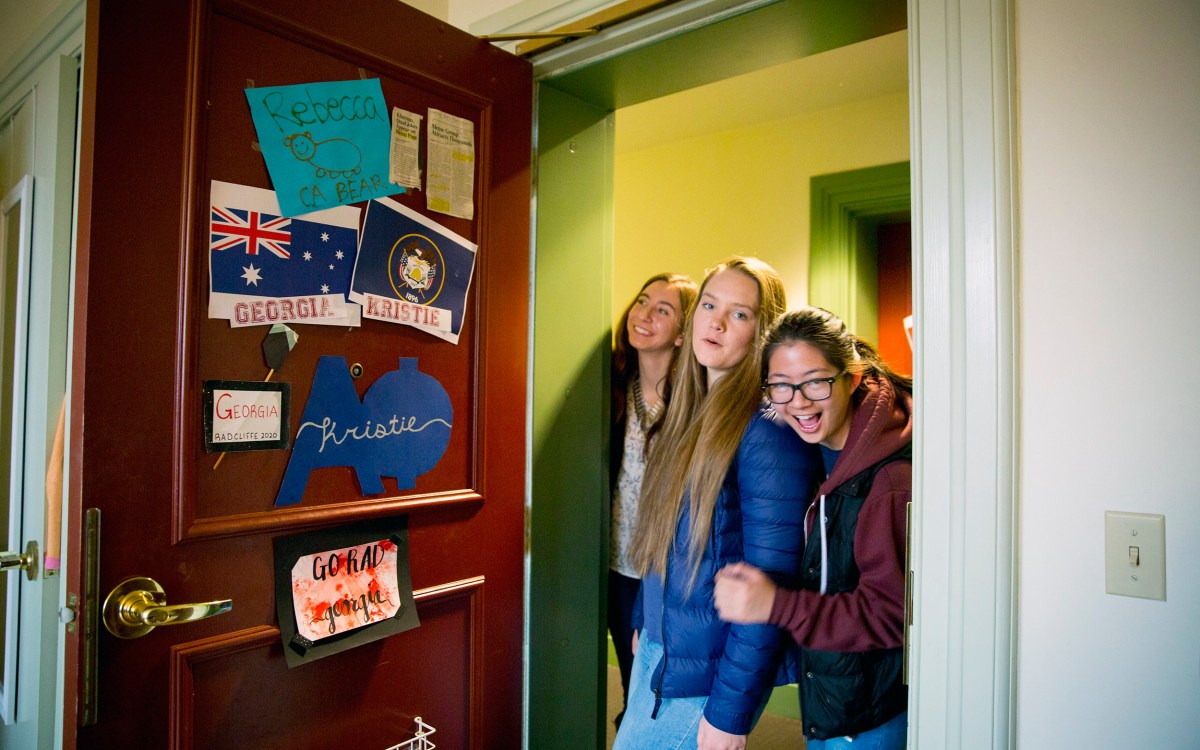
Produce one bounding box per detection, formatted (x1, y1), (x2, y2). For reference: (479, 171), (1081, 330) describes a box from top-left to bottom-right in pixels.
(805, 711), (908, 750)
(612, 638), (706, 750)
(613, 637), (771, 749)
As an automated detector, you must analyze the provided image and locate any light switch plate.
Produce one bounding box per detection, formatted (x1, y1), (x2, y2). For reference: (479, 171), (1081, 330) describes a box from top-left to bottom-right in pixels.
(1104, 511), (1166, 600)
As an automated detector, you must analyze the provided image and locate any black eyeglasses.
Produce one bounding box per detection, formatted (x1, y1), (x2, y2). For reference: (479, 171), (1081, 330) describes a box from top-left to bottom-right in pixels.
(761, 373), (844, 404)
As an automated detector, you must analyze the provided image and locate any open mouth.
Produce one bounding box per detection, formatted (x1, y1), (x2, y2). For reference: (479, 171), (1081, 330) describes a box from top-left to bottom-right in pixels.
(793, 412), (821, 434)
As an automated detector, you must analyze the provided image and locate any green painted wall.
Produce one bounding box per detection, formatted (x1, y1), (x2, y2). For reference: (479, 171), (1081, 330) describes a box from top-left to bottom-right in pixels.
(614, 91), (910, 327)
(528, 83), (613, 750)
(544, 0), (906, 111)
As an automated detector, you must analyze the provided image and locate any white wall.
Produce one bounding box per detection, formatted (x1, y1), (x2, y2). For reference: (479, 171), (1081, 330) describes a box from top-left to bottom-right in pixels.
(0, 0), (62, 75)
(398, 0), (449, 24)
(450, 0), (618, 34)
(1015, 0), (1200, 746)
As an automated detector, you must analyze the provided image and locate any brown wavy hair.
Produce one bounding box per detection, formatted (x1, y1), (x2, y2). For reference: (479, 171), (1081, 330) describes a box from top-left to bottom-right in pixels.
(611, 273), (699, 446)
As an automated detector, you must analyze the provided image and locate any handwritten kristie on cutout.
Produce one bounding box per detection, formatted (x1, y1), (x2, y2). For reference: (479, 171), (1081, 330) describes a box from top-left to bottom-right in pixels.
(245, 79), (403, 217)
(274, 356), (452, 506)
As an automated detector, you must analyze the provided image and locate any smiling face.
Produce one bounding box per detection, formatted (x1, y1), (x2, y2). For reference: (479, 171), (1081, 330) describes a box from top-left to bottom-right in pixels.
(766, 340), (861, 449)
(626, 280), (685, 355)
(285, 132), (315, 159)
(691, 269), (761, 387)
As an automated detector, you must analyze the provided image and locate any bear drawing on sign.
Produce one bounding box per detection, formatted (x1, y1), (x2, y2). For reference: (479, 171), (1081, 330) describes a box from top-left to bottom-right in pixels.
(283, 131), (363, 179)
(275, 356), (452, 506)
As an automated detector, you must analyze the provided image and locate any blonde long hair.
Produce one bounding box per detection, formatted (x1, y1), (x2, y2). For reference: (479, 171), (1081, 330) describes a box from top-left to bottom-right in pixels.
(630, 257), (787, 585)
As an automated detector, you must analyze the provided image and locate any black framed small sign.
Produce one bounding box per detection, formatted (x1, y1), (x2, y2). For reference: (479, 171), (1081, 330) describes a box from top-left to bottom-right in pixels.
(202, 379), (291, 452)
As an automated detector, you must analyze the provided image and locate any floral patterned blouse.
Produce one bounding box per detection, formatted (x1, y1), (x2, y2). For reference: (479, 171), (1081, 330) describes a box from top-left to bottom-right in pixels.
(610, 379), (662, 577)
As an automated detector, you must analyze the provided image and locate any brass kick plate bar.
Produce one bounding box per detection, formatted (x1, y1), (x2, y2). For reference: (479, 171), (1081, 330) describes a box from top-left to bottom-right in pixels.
(82, 508), (100, 726)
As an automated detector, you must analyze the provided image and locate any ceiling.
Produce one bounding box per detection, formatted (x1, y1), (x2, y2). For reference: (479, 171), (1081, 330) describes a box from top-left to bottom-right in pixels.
(616, 29), (908, 153)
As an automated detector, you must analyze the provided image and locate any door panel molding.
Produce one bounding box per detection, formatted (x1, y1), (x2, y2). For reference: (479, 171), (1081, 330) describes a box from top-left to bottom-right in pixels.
(179, 490), (484, 542)
(168, 576), (484, 750)
(808, 161), (911, 344)
(168, 624), (278, 750)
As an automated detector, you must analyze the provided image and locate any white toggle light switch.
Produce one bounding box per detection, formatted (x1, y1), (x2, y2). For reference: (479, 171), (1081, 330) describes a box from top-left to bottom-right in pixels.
(1105, 511), (1166, 600)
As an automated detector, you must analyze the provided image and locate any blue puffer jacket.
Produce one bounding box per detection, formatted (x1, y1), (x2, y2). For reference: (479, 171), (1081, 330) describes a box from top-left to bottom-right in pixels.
(639, 408), (820, 735)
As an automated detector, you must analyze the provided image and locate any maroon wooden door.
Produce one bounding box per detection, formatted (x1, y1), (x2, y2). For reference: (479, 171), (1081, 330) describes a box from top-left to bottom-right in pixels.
(64, 1), (530, 747)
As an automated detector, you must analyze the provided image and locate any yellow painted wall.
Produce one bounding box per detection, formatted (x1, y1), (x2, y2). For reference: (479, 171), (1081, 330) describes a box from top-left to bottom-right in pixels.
(613, 91), (909, 324)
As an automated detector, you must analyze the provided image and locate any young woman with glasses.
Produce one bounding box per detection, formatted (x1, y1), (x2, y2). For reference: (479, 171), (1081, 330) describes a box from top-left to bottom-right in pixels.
(613, 258), (821, 750)
(713, 306), (914, 749)
(608, 272), (698, 727)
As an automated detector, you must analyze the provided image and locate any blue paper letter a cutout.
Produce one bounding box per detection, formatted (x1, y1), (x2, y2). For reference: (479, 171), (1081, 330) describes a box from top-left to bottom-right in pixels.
(274, 356), (453, 506)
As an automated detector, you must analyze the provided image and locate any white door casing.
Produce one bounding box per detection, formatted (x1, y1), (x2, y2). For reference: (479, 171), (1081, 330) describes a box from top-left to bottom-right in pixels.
(907, 1), (1017, 748)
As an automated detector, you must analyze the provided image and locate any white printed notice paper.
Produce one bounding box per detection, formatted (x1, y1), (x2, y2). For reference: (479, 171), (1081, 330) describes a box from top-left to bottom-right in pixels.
(426, 108), (475, 220)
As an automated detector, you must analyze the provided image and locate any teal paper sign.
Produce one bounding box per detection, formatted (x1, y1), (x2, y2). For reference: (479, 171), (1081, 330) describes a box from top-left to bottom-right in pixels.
(245, 78), (403, 217)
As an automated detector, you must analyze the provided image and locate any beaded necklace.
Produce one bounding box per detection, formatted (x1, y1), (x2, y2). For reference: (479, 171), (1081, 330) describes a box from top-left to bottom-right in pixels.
(632, 376), (664, 430)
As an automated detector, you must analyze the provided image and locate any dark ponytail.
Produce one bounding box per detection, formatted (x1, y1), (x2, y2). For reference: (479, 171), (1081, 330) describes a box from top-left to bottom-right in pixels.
(763, 307), (912, 395)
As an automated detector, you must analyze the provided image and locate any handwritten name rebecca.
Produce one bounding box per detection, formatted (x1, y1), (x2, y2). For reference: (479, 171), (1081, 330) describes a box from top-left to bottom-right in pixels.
(296, 415), (452, 454)
(261, 89), (386, 133)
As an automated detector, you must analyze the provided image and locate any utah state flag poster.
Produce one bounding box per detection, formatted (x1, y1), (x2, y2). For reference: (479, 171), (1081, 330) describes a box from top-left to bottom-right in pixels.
(349, 196), (477, 344)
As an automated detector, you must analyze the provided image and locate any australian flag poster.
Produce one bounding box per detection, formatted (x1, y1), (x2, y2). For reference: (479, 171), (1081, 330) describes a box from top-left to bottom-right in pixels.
(209, 180), (362, 328)
(348, 196), (477, 344)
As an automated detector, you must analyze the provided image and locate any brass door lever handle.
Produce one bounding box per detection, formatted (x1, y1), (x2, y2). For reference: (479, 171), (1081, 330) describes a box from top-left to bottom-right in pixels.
(0, 541), (38, 580)
(102, 576), (232, 639)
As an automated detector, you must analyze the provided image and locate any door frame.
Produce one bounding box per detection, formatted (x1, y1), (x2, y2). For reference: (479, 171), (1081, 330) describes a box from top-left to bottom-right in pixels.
(907, 1), (1017, 746)
(528, 0), (1017, 748)
(0, 2), (83, 746)
(808, 161), (912, 346)
(528, 85), (615, 749)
